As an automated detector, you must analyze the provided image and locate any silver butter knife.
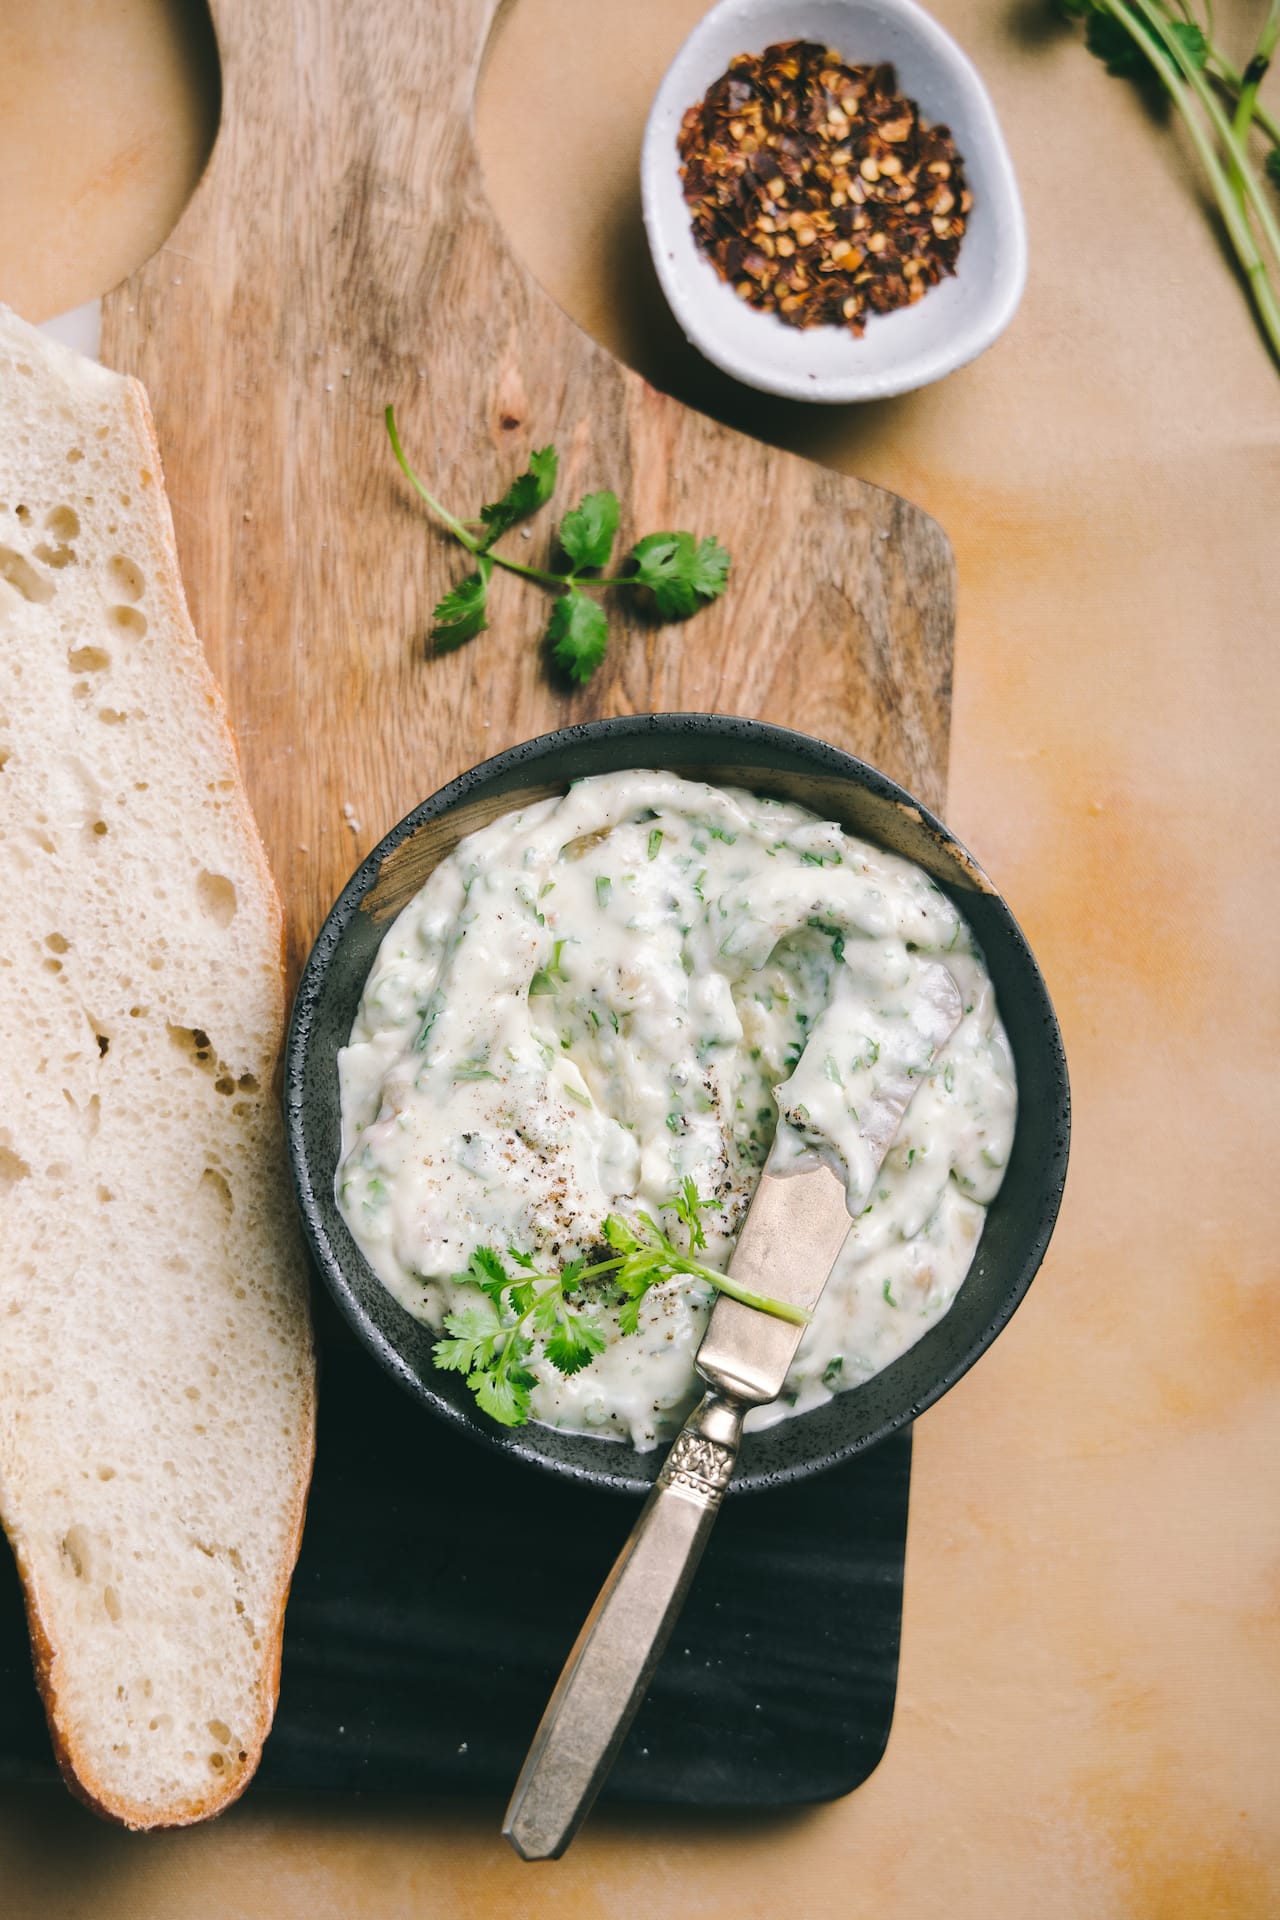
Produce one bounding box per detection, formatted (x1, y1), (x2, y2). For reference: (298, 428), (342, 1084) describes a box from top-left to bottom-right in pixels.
(503, 963), (962, 1860)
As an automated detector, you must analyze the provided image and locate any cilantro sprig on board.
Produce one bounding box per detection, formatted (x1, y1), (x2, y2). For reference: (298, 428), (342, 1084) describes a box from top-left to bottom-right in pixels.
(433, 1182), (808, 1429)
(385, 409), (731, 685)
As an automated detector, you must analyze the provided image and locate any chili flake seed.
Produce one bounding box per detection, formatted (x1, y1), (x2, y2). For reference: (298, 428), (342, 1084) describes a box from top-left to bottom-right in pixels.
(676, 41), (971, 336)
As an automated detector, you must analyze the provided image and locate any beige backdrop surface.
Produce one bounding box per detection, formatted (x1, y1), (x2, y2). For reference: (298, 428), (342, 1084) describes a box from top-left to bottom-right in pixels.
(0, 1), (1277, 1915)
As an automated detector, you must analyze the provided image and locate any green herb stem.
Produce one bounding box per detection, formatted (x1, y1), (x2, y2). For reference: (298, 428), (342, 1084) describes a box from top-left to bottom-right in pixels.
(1230, 0), (1280, 146)
(1129, 0), (1280, 266)
(478, 554), (706, 594)
(385, 407), (481, 552)
(1106, 0), (1280, 363)
(560, 1246), (811, 1327)
(483, 554), (573, 588)
(1208, 54), (1280, 147)
(681, 1261), (812, 1326)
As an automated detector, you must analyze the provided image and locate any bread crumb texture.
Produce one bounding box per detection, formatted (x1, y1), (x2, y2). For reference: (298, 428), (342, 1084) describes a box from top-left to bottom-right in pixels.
(0, 306), (315, 1828)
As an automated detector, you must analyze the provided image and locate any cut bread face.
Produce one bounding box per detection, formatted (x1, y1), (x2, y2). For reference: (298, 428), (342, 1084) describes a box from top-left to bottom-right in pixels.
(0, 303), (315, 1828)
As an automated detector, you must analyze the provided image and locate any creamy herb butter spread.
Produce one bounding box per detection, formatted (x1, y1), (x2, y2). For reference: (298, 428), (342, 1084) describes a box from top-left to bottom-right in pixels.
(337, 771), (1016, 1449)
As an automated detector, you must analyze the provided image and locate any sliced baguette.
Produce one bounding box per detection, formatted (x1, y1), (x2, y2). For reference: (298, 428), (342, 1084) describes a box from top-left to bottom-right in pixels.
(0, 302), (315, 1828)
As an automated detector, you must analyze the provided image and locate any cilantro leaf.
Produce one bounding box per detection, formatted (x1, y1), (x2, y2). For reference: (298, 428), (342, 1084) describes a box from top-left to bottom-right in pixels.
(532, 1290), (562, 1334)
(663, 1174), (709, 1250)
(471, 1367), (532, 1427)
(1084, 10), (1147, 74)
(547, 590), (609, 684)
(617, 1294), (643, 1337)
(559, 490), (620, 571)
(1087, 8), (1203, 77)
(629, 531), (731, 619)
(1166, 19), (1206, 67)
(628, 532), (698, 616)
(508, 1278), (537, 1319)
(1267, 150), (1280, 188)
(466, 1246), (510, 1301)
(433, 1335), (479, 1373)
(443, 1303), (501, 1343)
(433, 1302), (501, 1374)
(687, 534), (732, 600)
(545, 1316), (607, 1376)
(430, 556), (491, 652)
(602, 1215), (641, 1255)
(478, 447), (558, 547)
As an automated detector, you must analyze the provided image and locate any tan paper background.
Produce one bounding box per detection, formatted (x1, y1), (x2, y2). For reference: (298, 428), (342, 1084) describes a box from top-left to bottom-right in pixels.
(0, 1), (1277, 1913)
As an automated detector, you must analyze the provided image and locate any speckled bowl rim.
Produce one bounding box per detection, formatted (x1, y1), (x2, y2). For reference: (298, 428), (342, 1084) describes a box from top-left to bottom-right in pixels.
(285, 715), (1069, 1497)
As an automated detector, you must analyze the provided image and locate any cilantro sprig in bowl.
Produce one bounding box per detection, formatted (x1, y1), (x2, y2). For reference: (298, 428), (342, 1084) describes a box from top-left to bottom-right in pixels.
(284, 715), (1069, 1498)
(434, 1190), (809, 1434)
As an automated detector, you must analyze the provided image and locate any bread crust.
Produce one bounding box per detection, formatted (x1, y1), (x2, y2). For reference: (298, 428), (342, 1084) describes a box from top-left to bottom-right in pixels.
(0, 311), (316, 1829)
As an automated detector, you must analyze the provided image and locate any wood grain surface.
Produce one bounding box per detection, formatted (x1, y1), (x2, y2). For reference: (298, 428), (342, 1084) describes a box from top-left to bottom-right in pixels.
(99, 0), (954, 984)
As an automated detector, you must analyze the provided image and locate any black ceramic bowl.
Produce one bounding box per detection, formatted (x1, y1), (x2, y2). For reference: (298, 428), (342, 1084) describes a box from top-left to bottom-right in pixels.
(285, 715), (1069, 1497)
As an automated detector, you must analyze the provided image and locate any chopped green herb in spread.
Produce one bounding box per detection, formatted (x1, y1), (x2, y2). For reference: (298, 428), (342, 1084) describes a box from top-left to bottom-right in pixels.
(337, 771), (1016, 1449)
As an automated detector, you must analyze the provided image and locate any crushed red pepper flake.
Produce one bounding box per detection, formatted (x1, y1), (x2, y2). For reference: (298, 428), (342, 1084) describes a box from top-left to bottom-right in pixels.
(676, 40), (973, 335)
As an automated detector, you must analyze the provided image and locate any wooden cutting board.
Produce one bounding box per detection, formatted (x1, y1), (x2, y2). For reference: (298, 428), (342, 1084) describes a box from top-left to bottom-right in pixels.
(100, 0), (954, 986)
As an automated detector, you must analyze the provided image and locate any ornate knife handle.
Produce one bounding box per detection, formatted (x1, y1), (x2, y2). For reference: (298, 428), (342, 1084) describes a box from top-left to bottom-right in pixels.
(502, 1390), (744, 1860)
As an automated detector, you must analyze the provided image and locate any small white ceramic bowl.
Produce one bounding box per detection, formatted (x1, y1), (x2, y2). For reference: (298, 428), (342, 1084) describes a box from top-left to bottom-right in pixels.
(641, 0), (1027, 403)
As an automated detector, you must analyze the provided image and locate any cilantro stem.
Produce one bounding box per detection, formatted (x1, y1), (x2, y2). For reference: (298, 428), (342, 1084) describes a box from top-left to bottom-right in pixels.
(1102, 0), (1280, 363)
(563, 1245), (811, 1326)
(483, 554), (576, 588)
(675, 1256), (812, 1326)
(572, 1254), (631, 1284)
(385, 407), (482, 553)
(1127, 0), (1280, 266)
(1208, 54), (1280, 147)
(477, 554), (702, 594)
(1230, 0), (1280, 147)
(494, 1296), (539, 1387)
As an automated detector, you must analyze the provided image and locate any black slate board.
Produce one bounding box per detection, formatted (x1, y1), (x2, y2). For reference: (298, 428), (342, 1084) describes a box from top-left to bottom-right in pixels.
(0, 1293), (910, 1806)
